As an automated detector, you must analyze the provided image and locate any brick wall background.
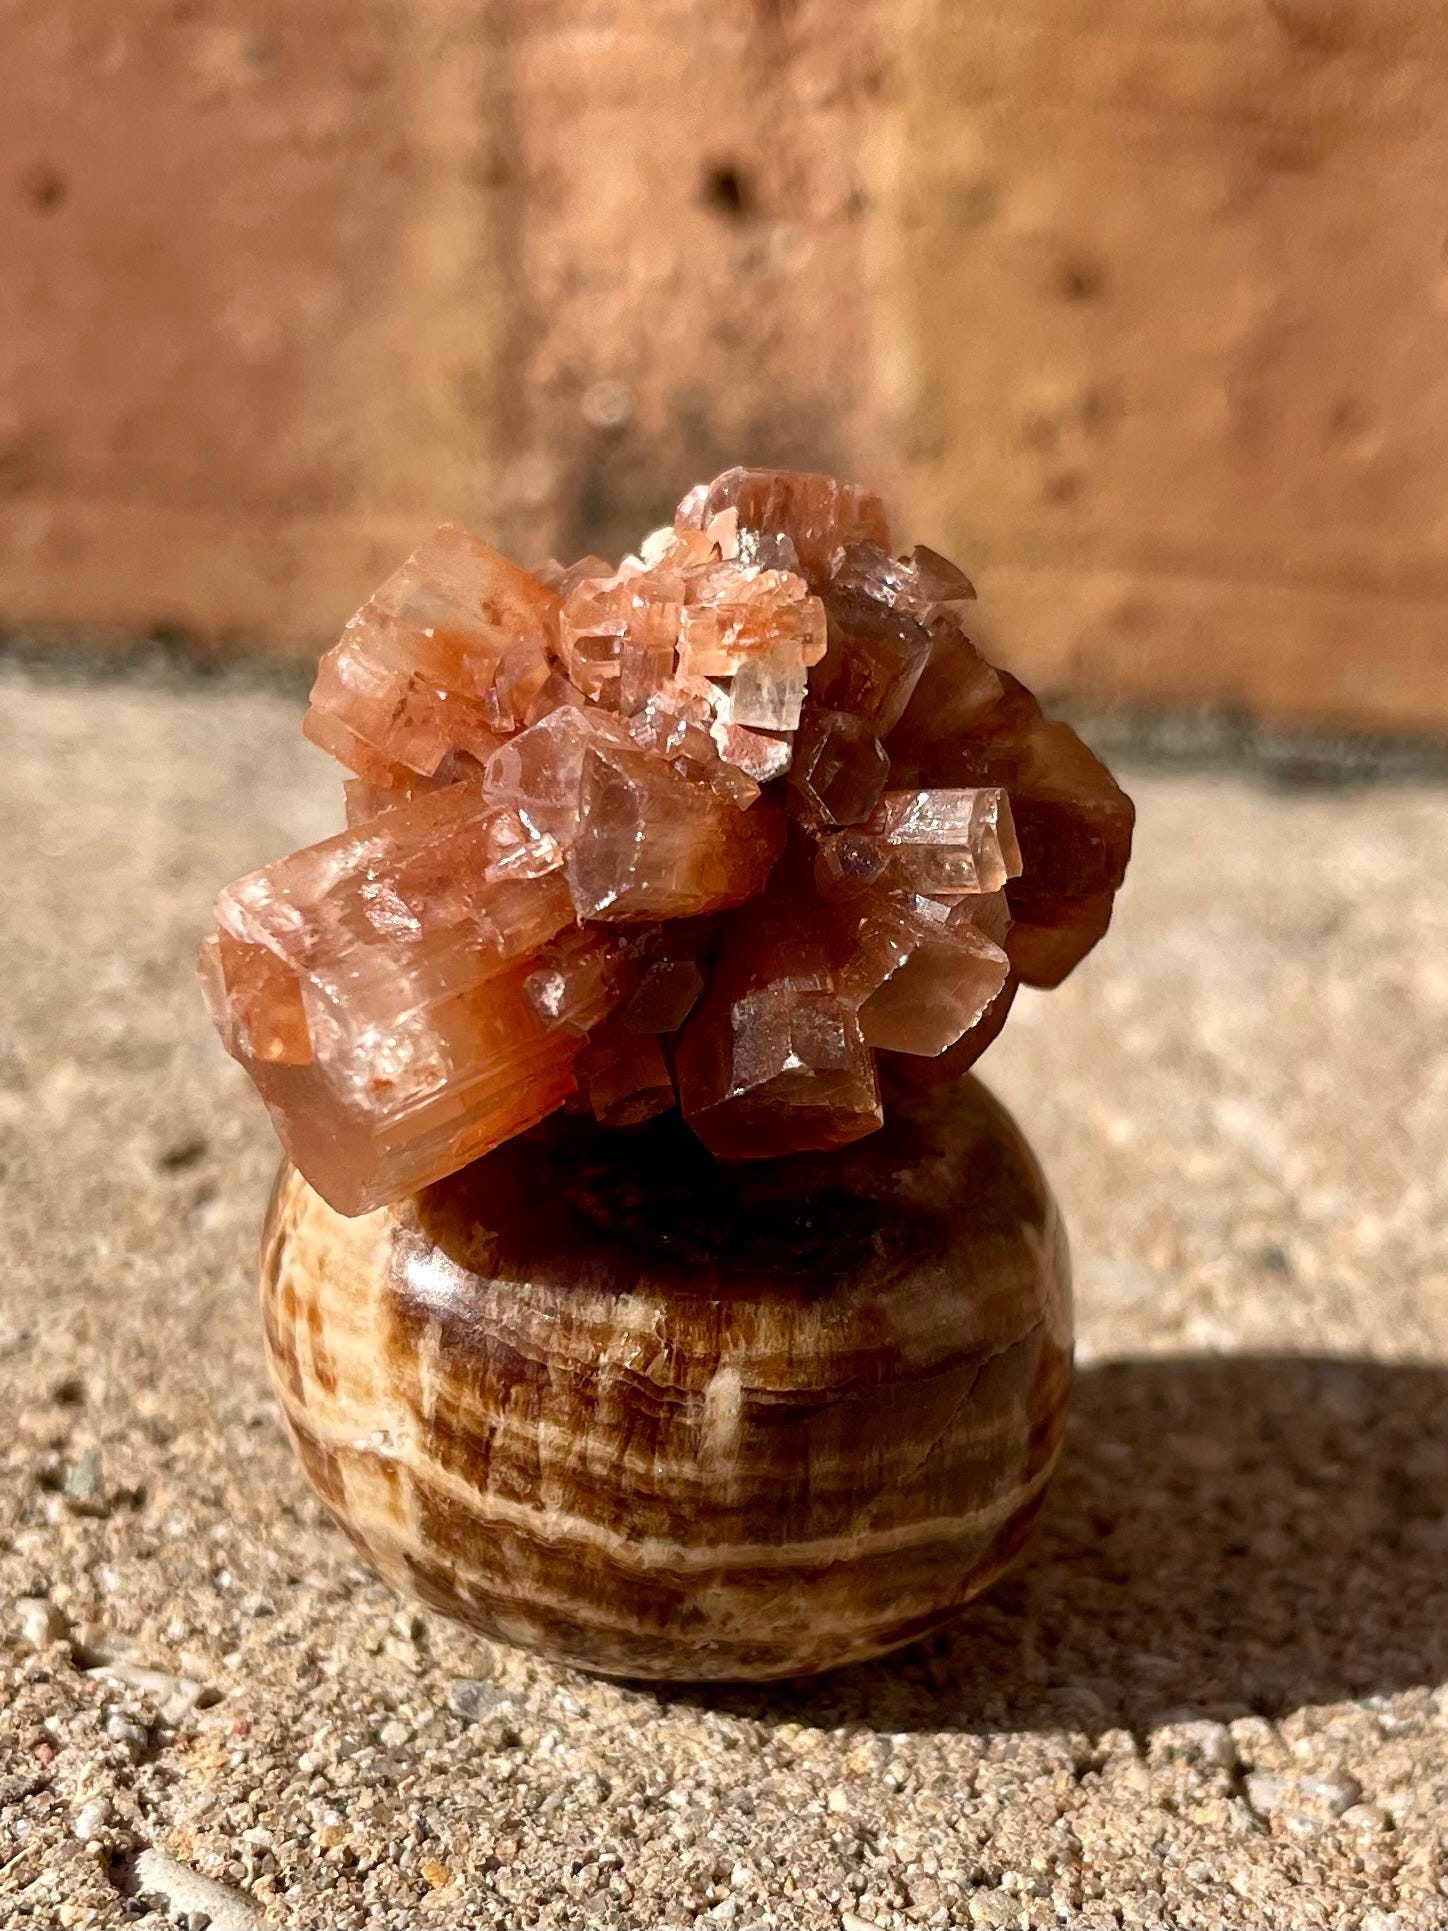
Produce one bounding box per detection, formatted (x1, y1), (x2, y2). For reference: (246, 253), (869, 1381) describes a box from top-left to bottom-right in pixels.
(4, 0), (1447, 730)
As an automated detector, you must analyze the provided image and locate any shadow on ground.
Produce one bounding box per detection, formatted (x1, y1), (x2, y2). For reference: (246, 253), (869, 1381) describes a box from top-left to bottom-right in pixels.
(672, 1355), (1448, 1737)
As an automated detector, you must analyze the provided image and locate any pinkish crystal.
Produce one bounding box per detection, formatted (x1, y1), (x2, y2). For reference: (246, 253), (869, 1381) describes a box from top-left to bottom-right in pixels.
(790, 707), (890, 828)
(578, 1024), (676, 1128)
(198, 930), (311, 1066)
(887, 619), (1005, 769)
(948, 887), (1012, 949)
(523, 925), (637, 1035)
(882, 972), (1020, 1092)
(566, 741), (785, 921)
(829, 540), (977, 615)
(675, 567), (826, 682)
(710, 719), (792, 785)
(303, 527), (558, 783)
(558, 575), (681, 710)
(865, 788), (1022, 897)
(813, 828), (892, 903)
(684, 468), (890, 587)
(1004, 887), (1117, 989)
(896, 672), (1133, 908)
(202, 468), (1134, 1209)
(842, 899), (1010, 1057)
(622, 957), (707, 1034)
(810, 588), (933, 734)
(206, 785), (585, 1213)
(675, 985), (882, 1161)
(483, 706), (636, 846)
(342, 759), (480, 828)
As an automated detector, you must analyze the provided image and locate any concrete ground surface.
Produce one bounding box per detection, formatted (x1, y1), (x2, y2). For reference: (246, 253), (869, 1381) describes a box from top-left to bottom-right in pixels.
(1, 663), (1446, 1931)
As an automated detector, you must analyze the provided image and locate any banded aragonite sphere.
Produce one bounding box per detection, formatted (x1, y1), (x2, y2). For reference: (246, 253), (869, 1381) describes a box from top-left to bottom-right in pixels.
(260, 1077), (1071, 1681)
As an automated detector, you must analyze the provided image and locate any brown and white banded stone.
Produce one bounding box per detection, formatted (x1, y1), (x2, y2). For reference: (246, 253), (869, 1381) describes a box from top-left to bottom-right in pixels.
(260, 1077), (1071, 1681)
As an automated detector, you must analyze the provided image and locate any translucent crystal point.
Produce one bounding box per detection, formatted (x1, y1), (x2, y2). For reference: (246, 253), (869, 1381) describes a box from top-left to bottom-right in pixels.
(811, 587), (933, 734)
(865, 788), (1023, 897)
(303, 527), (559, 783)
(623, 957), (707, 1034)
(1004, 886), (1117, 989)
(676, 984), (883, 1160)
(578, 1023), (676, 1128)
(566, 741), (785, 921)
(789, 707), (890, 828)
(206, 785), (584, 1213)
(842, 898), (1011, 1057)
(683, 468), (891, 588)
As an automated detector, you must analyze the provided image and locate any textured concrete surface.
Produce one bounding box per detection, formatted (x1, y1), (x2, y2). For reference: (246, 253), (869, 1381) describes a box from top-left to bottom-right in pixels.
(1, 665), (1446, 1929)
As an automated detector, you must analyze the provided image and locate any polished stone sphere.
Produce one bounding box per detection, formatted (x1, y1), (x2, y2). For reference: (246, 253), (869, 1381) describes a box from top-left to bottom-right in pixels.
(260, 1076), (1071, 1681)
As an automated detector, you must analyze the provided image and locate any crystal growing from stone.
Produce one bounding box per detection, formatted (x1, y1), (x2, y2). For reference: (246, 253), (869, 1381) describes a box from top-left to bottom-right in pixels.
(203, 467), (1134, 1210)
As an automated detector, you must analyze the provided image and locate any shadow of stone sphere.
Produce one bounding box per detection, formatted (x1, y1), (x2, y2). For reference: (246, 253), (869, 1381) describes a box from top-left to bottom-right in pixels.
(668, 1355), (1448, 1735)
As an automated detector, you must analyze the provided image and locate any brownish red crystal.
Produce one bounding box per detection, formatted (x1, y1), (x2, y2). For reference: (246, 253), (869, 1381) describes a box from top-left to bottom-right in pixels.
(201, 467), (1134, 1214)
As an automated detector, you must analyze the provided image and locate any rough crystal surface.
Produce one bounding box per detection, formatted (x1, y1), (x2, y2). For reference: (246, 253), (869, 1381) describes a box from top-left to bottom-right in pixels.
(203, 466), (1134, 1209)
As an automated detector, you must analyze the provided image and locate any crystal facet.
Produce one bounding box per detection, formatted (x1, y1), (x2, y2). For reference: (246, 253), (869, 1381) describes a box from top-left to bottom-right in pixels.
(675, 985), (883, 1161)
(202, 469), (1134, 1210)
(843, 899), (1011, 1057)
(790, 707), (890, 829)
(565, 742), (786, 921)
(686, 468), (891, 588)
(865, 787), (1023, 897)
(303, 527), (559, 784)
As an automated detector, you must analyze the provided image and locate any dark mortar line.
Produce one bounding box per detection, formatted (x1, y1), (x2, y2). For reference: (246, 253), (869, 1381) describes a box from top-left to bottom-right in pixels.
(1061, 702), (1448, 791)
(3, 630), (1446, 789)
(0, 626), (314, 699)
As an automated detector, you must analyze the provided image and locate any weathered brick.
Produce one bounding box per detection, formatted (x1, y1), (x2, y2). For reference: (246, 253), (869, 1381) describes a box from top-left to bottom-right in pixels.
(0, 0), (530, 648)
(4, 0), (1447, 729)
(510, 0), (884, 559)
(887, 0), (1448, 728)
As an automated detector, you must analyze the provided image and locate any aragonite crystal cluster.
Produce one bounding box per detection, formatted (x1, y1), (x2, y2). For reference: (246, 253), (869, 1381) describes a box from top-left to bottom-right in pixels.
(200, 469), (1133, 1215)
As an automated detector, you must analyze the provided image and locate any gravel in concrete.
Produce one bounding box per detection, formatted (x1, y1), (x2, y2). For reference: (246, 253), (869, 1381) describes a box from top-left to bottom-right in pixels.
(1, 667), (1446, 1929)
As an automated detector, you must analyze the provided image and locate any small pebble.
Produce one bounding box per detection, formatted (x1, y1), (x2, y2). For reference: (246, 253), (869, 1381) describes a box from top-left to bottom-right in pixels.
(1243, 1772), (1285, 1814)
(1339, 1802), (1391, 1833)
(1303, 1773), (1364, 1817)
(1227, 1797), (1266, 1835)
(1244, 1769), (1363, 1826)
(446, 1677), (510, 1721)
(16, 1596), (67, 1649)
(967, 1888), (1020, 1930)
(132, 1849), (261, 1931)
(1153, 1717), (1237, 1771)
(62, 1449), (108, 1515)
(73, 1797), (112, 1842)
(85, 1661), (210, 1727)
(103, 1711), (150, 1762)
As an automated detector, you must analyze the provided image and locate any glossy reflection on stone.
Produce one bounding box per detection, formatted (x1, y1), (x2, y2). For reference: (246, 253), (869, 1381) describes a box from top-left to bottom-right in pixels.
(260, 1078), (1072, 1681)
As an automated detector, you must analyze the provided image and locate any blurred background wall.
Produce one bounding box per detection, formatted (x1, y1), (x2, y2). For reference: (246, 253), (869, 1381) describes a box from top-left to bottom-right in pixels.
(4, 0), (1446, 728)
